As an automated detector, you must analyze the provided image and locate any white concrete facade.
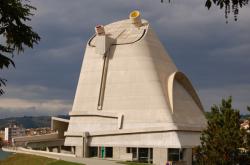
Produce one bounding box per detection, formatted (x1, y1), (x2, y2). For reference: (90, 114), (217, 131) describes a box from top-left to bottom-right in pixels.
(4, 125), (25, 142)
(4, 127), (9, 141)
(64, 11), (206, 165)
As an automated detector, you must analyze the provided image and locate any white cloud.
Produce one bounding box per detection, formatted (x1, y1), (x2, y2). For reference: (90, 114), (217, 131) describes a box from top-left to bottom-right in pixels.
(0, 98), (71, 111)
(0, 98), (71, 118)
(0, 84), (73, 118)
(3, 85), (73, 100)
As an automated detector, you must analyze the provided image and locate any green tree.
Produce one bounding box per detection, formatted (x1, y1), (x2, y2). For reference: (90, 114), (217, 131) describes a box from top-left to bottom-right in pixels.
(244, 107), (250, 152)
(0, 136), (2, 148)
(195, 97), (248, 164)
(0, 0), (40, 95)
(205, 0), (249, 22)
(161, 0), (249, 22)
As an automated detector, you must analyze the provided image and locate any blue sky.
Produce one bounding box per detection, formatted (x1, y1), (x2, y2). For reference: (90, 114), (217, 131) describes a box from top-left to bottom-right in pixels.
(0, 0), (250, 118)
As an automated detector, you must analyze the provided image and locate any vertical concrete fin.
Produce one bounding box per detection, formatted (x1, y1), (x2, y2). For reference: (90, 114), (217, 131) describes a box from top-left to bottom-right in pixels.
(118, 114), (124, 129)
(97, 53), (109, 110)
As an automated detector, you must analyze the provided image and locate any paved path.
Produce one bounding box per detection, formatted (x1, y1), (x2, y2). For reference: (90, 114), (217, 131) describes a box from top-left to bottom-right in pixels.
(3, 147), (120, 165)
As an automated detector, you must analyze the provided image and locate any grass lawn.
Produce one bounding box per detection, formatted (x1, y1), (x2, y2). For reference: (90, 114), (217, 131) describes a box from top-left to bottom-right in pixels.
(117, 161), (151, 165)
(0, 153), (83, 165)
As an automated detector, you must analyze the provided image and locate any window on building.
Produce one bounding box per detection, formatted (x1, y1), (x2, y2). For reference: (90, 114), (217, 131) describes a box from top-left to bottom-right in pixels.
(132, 148), (137, 159)
(168, 148), (185, 161)
(105, 147), (113, 158)
(126, 147), (131, 153)
(149, 148), (153, 163)
(126, 147), (137, 159)
(61, 145), (71, 152)
(138, 148), (149, 163)
(89, 147), (98, 157)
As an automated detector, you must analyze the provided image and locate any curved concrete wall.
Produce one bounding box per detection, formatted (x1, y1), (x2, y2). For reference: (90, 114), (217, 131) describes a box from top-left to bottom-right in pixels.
(65, 18), (206, 148)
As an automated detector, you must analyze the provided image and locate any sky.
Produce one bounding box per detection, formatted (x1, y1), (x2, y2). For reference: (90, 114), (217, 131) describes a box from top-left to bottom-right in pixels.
(0, 0), (250, 118)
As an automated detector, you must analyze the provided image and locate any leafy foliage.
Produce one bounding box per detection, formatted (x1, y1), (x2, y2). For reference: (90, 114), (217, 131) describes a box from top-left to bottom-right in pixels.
(161, 0), (249, 22)
(195, 97), (250, 164)
(0, 77), (7, 95)
(244, 107), (250, 153)
(0, 0), (40, 95)
(205, 0), (249, 22)
(0, 136), (2, 147)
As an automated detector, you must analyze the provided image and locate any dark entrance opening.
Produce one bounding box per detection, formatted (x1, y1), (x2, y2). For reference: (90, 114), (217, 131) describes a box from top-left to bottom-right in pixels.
(89, 146), (98, 157)
(127, 147), (137, 160)
(138, 148), (148, 163)
(105, 147), (113, 158)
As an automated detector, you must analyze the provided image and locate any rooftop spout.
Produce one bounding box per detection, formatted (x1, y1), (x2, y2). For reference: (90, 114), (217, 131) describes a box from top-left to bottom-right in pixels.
(95, 25), (105, 36)
(129, 10), (142, 27)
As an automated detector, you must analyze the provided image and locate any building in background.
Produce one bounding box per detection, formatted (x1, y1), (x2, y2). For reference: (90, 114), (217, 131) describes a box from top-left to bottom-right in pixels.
(12, 117), (70, 154)
(25, 127), (55, 136)
(241, 120), (249, 130)
(4, 123), (25, 143)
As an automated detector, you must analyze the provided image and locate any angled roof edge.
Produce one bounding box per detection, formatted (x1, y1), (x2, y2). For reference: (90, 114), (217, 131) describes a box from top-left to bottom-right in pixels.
(168, 71), (204, 113)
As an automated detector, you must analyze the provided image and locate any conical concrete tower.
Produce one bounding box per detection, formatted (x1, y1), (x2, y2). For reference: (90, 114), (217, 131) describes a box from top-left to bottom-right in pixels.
(64, 11), (206, 165)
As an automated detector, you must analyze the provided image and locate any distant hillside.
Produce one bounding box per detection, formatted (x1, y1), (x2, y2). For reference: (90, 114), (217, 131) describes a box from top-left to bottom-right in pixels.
(0, 115), (69, 130)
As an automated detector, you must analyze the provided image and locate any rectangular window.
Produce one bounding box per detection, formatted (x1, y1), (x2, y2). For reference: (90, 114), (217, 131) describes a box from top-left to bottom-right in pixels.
(105, 147), (113, 158)
(126, 147), (131, 153)
(132, 148), (137, 159)
(126, 147), (137, 159)
(138, 148), (149, 163)
(89, 147), (98, 157)
(149, 148), (153, 163)
(168, 148), (185, 161)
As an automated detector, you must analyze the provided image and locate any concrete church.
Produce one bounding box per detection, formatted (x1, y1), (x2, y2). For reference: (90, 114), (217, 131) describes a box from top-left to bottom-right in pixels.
(63, 11), (206, 165)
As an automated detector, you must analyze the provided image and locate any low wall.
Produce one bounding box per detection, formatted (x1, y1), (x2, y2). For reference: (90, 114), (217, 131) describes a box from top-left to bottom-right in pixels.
(13, 133), (59, 142)
(2, 147), (75, 160)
